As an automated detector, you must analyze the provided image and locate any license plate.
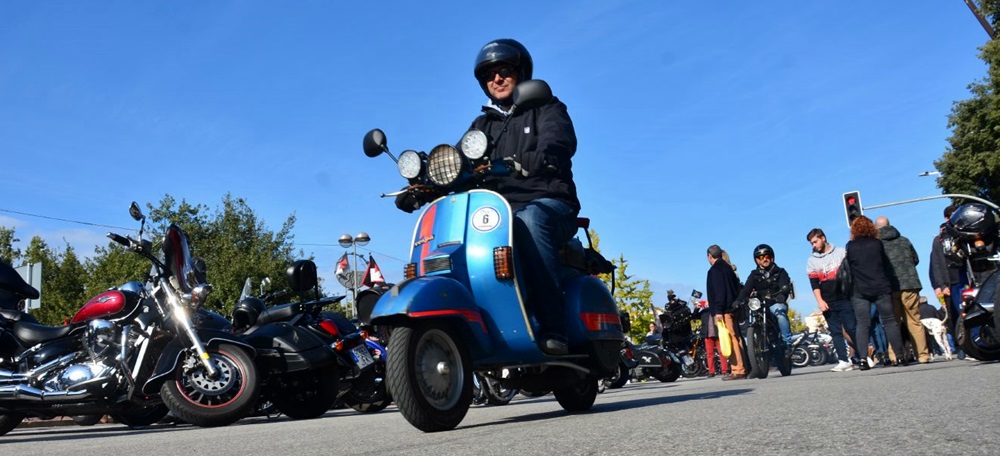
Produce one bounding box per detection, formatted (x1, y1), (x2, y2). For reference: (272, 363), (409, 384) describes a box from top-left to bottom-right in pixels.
(350, 345), (374, 370)
(682, 355), (694, 366)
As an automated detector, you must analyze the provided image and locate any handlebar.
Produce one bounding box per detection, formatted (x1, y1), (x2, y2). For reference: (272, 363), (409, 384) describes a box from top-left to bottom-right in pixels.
(107, 232), (131, 247)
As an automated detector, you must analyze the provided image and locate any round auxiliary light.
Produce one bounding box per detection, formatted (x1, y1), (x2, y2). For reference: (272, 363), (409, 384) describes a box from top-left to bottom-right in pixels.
(748, 298), (762, 311)
(427, 144), (463, 186)
(460, 130), (488, 160)
(397, 150), (422, 179)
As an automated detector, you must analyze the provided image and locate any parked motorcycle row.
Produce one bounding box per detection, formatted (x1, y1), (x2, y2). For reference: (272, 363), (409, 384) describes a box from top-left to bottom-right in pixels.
(0, 203), (391, 437)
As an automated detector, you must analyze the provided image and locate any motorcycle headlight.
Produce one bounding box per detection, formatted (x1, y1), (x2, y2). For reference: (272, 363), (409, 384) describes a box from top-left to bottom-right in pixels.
(427, 144), (463, 186)
(397, 150), (423, 179)
(748, 298), (762, 311)
(460, 130), (488, 160)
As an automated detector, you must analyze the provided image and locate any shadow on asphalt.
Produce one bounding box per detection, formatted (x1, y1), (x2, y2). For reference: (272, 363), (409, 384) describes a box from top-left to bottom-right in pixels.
(459, 388), (751, 430)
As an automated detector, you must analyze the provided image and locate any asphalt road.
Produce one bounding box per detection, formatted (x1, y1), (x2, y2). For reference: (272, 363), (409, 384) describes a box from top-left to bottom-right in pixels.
(3, 359), (997, 456)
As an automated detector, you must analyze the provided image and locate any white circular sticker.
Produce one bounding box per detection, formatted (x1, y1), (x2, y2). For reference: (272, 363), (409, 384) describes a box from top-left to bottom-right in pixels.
(471, 207), (501, 232)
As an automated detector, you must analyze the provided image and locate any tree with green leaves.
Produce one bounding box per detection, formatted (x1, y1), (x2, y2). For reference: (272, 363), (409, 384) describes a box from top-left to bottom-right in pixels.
(936, 1), (1000, 204)
(0, 226), (21, 265)
(608, 254), (655, 343)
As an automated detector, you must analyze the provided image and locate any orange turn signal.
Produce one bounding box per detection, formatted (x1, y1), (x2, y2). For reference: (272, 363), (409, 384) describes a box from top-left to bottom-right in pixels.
(404, 263), (417, 279)
(494, 246), (513, 280)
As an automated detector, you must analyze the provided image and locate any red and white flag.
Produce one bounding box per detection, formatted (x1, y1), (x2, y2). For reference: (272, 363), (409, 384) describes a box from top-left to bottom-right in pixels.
(335, 253), (351, 287)
(361, 254), (385, 288)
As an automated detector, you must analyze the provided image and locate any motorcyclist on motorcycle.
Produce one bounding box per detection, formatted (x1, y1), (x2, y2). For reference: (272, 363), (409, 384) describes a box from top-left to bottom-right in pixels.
(659, 289), (693, 349)
(394, 38), (580, 356)
(736, 245), (793, 349)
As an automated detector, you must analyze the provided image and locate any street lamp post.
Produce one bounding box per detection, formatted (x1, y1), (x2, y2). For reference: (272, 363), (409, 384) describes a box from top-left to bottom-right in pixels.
(338, 232), (370, 318)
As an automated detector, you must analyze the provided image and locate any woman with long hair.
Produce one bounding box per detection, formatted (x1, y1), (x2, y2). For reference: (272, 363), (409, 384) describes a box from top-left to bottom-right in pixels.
(847, 216), (906, 369)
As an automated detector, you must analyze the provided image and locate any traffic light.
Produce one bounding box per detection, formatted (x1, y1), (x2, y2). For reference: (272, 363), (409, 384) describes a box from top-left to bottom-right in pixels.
(843, 191), (863, 227)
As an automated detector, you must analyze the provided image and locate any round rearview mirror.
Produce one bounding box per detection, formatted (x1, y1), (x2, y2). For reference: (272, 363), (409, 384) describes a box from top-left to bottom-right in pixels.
(128, 202), (145, 221)
(511, 80), (553, 113)
(363, 129), (388, 158)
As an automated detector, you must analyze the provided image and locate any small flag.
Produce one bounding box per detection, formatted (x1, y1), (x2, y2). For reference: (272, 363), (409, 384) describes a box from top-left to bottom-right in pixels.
(335, 253), (351, 288)
(361, 254), (386, 288)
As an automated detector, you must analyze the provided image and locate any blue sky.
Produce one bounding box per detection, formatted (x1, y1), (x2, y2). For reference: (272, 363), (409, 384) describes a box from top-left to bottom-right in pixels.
(0, 2), (990, 318)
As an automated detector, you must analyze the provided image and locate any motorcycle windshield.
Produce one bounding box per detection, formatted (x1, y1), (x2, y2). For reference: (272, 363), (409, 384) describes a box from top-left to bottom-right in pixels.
(162, 224), (203, 293)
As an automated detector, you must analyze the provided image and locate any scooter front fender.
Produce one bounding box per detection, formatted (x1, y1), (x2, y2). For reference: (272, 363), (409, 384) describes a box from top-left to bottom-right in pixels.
(371, 277), (492, 355)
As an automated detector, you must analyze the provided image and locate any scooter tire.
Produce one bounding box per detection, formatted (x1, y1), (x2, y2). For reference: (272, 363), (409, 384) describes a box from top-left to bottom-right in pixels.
(387, 322), (472, 432)
(553, 377), (598, 413)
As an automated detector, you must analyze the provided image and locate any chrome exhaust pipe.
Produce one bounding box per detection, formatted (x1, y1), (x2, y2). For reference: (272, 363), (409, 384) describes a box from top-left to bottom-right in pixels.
(0, 384), (92, 401)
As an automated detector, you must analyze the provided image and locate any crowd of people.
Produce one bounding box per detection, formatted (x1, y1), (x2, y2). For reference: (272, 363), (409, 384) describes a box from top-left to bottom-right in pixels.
(649, 207), (980, 380)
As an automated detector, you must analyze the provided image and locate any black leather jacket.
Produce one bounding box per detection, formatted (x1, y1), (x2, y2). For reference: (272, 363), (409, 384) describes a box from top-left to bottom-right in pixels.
(736, 264), (791, 306)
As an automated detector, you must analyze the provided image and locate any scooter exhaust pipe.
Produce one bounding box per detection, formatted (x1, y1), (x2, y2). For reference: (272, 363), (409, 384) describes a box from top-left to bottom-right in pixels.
(0, 384), (92, 401)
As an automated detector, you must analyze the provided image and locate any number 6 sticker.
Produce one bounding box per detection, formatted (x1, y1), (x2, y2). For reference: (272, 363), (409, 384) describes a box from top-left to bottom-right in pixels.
(471, 207), (501, 232)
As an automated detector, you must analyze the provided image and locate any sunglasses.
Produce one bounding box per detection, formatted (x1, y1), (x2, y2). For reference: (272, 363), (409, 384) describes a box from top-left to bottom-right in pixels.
(478, 66), (517, 81)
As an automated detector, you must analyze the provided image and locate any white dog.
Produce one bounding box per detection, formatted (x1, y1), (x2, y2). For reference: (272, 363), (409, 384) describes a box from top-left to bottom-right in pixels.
(920, 315), (953, 361)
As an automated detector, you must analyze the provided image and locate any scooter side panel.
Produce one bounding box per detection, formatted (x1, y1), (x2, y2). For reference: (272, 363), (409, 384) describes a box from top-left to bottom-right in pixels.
(562, 275), (623, 342)
(370, 276), (492, 355)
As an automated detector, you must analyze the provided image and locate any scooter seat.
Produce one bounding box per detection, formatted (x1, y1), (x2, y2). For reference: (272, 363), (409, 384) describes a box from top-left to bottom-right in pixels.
(13, 321), (73, 346)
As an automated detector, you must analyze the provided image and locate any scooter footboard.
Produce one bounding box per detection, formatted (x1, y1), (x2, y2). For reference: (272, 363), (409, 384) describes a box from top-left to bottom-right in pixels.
(371, 277), (493, 356)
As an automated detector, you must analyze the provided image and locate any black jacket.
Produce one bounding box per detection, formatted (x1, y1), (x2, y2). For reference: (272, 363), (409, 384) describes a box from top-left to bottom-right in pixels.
(929, 234), (963, 289)
(469, 96), (579, 212)
(736, 263), (791, 306)
(846, 238), (893, 298)
(706, 259), (741, 315)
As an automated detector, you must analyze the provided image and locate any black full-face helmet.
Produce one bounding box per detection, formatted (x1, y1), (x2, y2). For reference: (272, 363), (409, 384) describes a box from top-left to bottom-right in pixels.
(474, 38), (533, 98)
(753, 244), (775, 261)
(944, 203), (999, 262)
(232, 297), (265, 331)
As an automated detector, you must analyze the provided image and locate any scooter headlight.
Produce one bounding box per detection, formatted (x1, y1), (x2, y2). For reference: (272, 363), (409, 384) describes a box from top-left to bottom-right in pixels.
(397, 150), (423, 179)
(748, 298), (762, 311)
(427, 144), (463, 186)
(460, 130), (488, 160)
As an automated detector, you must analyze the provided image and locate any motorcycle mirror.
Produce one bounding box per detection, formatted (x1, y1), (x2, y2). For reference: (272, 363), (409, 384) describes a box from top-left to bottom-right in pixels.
(128, 202), (145, 222)
(260, 277), (271, 296)
(510, 79), (553, 114)
(363, 129), (388, 158)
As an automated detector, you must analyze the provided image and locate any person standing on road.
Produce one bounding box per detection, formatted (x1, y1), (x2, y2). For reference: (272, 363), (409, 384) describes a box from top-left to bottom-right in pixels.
(847, 216), (907, 370)
(806, 228), (857, 372)
(929, 205), (967, 359)
(706, 244), (747, 380)
(875, 216), (930, 364)
(693, 297), (729, 377)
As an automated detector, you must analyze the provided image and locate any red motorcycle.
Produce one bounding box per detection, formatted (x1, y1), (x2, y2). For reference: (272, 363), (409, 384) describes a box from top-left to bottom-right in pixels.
(0, 202), (260, 436)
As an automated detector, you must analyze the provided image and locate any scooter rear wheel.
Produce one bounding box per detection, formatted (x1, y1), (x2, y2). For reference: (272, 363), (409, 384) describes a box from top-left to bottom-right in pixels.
(387, 322), (472, 432)
(553, 377), (598, 412)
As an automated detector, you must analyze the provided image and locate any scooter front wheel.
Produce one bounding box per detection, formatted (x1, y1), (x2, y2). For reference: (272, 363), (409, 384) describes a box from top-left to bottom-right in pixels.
(387, 322), (472, 432)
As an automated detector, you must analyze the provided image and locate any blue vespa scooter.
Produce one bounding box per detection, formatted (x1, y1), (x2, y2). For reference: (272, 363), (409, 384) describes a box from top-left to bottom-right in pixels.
(362, 80), (623, 432)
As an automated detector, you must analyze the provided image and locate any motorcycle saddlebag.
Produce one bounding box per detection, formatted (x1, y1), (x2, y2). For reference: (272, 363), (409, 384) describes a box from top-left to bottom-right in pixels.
(244, 322), (334, 374)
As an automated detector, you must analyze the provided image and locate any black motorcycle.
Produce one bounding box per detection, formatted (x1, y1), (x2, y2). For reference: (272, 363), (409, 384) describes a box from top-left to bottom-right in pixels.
(625, 334), (682, 383)
(942, 203), (1000, 361)
(0, 202), (260, 436)
(743, 295), (792, 378)
(232, 262), (391, 416)
(230, 261), (341, 420)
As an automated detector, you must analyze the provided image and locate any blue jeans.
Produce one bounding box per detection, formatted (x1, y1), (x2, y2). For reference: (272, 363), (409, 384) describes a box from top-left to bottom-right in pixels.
(823, 299), (857, 362)
(768, 303), (792, 345)
(870, 303), (887, 355)
(513, 198), (578, 336)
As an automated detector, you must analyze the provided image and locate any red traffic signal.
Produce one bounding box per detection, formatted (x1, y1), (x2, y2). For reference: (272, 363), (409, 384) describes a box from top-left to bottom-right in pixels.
(843, 191), (863, 227)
